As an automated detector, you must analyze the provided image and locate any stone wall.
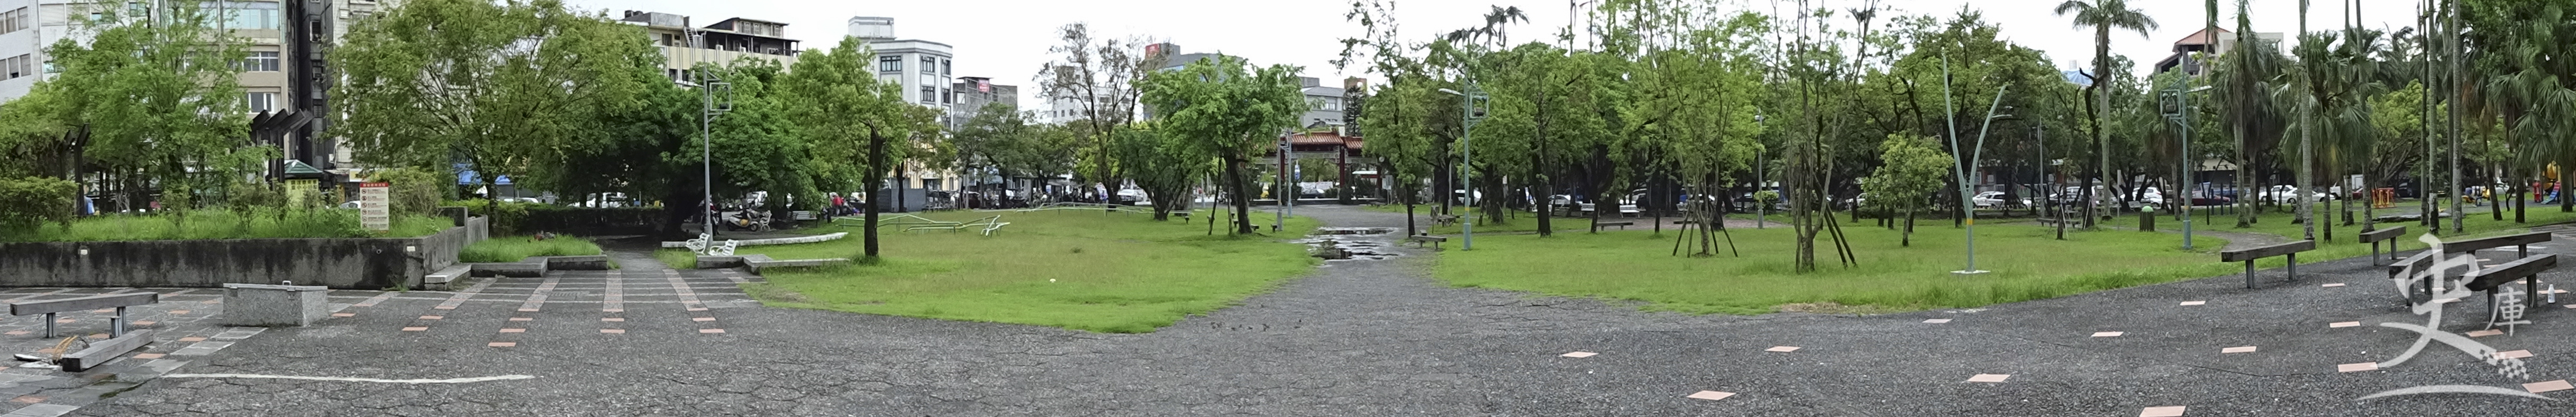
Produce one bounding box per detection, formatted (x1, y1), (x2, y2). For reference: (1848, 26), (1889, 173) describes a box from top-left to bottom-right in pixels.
(0, 217), (488, 290)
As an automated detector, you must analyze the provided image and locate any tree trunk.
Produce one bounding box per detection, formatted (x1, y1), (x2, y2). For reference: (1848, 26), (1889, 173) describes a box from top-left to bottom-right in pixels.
(863, 129), (887, 260)
(1226, 155), (1255, 235)
(1901, 207), (1914, 247)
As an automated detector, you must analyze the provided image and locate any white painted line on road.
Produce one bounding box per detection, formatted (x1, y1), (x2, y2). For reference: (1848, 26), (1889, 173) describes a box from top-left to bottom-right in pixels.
(2320, 283), (2346, 288)
(2090, 331), (2124, 338)
(1559, 351), (1596, 358)
(2329, 321), (2362, 328)
(2178, 301), (2205, 305)
(1922, 319), (1951, 323)
(1763, 346), (1799, 353)
(161, 373), (536, 384)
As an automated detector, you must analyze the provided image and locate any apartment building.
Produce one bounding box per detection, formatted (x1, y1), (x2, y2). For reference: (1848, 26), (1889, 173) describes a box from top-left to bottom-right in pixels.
(618, 11), (799, 81)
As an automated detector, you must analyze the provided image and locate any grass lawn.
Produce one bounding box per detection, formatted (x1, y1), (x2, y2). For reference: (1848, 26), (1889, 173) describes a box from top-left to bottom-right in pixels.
(1436, 224), (2234, 314)
(728, 208), (1321, 333)
(459, 236), (603, 263)
(2, 210), (450, 242)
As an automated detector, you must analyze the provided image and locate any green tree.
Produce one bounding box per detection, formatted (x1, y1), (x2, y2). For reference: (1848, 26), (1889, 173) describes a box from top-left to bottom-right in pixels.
(783, 38), (942, 260)
(334, 0), (664, 192)
(1863, 134), (1953, 246)
(1112, 125), (1206, 220)
(1138, 55), (1308, 235)
(31, 2), (258, 218)
(2055, 0), (2158, 229)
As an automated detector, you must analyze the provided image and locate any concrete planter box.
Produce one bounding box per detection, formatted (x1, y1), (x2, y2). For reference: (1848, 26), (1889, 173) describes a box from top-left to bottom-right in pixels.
(0, 217), (488, 290)
(222, 283), (330, 327)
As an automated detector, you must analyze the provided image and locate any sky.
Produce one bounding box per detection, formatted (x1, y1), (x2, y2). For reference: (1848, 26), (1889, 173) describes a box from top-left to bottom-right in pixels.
(579, 0), (2430, 107)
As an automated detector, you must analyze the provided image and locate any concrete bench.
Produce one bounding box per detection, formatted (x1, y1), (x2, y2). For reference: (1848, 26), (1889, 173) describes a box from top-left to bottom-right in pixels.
(60, 329), (152, 372)
(1406, 235), (1448, 249)
(1594, 221), (1635, 230)
(2358, 226), (2407, 265)
(2219, 240), (2316, 289)
(424, 264), (471, 291)
(2466, 254), (2556, 312)
(10, 292), (157, 339)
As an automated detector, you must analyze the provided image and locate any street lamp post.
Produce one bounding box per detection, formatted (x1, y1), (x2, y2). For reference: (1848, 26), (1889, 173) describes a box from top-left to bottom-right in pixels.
(679, 31), (733, 243)
(1754, 114), (1767, 229)
(2161, 84), (2213, 250)
(1440, 85), (1488, 250)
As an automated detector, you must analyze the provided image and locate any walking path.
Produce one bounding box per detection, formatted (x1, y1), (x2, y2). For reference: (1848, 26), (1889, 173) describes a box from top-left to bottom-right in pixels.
(42, 206), (2576, 415)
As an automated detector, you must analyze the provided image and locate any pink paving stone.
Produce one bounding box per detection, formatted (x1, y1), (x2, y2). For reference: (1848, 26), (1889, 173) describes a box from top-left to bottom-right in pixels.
(2139, 406), (2186, 417)
(89, 309), (111, 313)
(601, 318), (625, 322)
(132, 353), (163, 359)
(419, 316), (443, 320)
(687, 308), (709, 311)
(698, 329), (725, 333)
(2329, 321), (2362, 328)
(2526, 379), (2575, 393)
(2178, 301), (2206, 305)
(509, 318), (533, 321)
(2467, 329), (2505, 337)
(1560, 351), (1597, 358)
(2091, 331), (2124, 338)
(199, 300), (216, 304)
(3, 331), (25, 336)
(2496, 350), (2534, 359)
(487, 342), (516, 347)
(1685, 391), (1735, 401)
(2338, 363), (2379, 373)
(498, 328), (525, 333)
(11, 395), (42, 404)
(600, 329), (625, 333)
(1923, 319), (1951, 323)
(1764, 346), (1800, 353)
(603, 309), (624, 313)
(132, 321), (155, 326)
(177, 337), (206, 341)
(2321, 283), (2346, 288)
(330, 313), (355, 318)
(400, 327), (427, 332)
(52, 319), (72, 323)
(691, 317), (715, 322)
(434, 306), (455, 310)
(1966, 374), (2010, 383)
(2222, 346), (2258, 354)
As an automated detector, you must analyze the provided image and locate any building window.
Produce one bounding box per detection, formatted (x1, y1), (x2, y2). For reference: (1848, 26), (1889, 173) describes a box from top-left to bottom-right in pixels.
(941, 88), (953, 104)
(878, 55), (901, 73)
(0, 7), (27, 35)
(244, 92), (278, 113)
(1, 54), (25, 80)
(920, 56), (935, 75)
(240, 51), (280, 71)
(940, 59), (951, 76)
(209, 2), (280, 30)
(920, 87), (936, 105)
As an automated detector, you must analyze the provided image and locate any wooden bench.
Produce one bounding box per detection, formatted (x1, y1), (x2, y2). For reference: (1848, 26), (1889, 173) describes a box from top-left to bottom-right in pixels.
(1594, 221), (1635, 230)
(2466, 254), (2556, 312)
(1406, 235), (1448, 249)
(2389, 249), (2444, 298)
(2358, 226), (2407, 265)
(2441, 231), (2551, 259)
(2219, 240), (2316, 289)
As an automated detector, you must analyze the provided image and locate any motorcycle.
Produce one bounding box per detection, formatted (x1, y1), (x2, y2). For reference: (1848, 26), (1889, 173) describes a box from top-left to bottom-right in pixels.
(716, 206), (772, 231)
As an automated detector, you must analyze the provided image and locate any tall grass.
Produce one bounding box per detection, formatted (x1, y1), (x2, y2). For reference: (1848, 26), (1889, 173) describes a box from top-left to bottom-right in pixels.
(458, 236), (604, 263)
(1, 209), (449, 242)
(737, 209), (1321, 333)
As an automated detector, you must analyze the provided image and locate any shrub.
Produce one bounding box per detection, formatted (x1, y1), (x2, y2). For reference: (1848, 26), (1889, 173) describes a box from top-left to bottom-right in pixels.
(366, 167), (444, 216)
(0, 177), (77, 235)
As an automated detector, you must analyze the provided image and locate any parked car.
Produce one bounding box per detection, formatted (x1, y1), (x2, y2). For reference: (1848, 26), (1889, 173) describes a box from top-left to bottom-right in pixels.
(1971, 191), (2029, 208)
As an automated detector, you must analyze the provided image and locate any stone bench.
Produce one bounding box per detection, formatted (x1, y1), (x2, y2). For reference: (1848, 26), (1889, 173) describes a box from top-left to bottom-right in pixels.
(424, 264), (471, 291)
(2220, 240), (2316, 289)
(12, 292), (160, 372)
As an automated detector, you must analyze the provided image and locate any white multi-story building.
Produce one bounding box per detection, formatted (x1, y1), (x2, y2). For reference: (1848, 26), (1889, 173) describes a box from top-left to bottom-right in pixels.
(850, 16), (958, 202)
(620, 11), (801, 81)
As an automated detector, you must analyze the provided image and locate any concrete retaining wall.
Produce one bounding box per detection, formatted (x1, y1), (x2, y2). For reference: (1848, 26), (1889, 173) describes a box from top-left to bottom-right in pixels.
(0, 217), (489, 290)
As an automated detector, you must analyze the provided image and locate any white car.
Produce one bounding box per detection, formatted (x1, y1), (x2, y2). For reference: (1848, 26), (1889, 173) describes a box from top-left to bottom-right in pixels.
(1971, 191), (2028, 208)
(2261, 186), (2333, 205)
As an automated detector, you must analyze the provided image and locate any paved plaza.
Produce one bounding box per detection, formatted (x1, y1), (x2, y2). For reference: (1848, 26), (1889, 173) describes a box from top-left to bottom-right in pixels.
(1, 207), (2566, 415)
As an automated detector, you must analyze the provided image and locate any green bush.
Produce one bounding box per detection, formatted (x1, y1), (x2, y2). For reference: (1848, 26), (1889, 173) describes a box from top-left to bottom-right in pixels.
(367, 167), (444, 216)
(0, 177), (78, 235)
(458, 235), (603, 263)
(455, 199), (542, 235)
(0, 209), (448, 242)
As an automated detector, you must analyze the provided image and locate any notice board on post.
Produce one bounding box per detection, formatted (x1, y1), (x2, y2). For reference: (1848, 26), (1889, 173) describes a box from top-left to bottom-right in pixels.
(358, 182), (392, 231)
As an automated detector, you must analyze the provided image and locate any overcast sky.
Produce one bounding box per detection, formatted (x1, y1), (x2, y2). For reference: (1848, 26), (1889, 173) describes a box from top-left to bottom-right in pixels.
(578, 0), (2428, 107)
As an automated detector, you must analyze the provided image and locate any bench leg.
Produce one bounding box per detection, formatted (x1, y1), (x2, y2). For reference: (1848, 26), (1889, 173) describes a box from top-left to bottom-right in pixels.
(2371, 243), (2380, 266)
(2521, 244), (2529, 259)
(111, 306), (126, 338)
(2286, 254), (2297, 281)
(2245, 261), (2256, 289)
(2531, 278), (2543, 308)
(42, 312), (54, 339)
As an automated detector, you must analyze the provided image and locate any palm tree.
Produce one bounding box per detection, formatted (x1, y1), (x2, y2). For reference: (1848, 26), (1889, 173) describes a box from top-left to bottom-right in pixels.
(2056, 0), (2158, 229)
